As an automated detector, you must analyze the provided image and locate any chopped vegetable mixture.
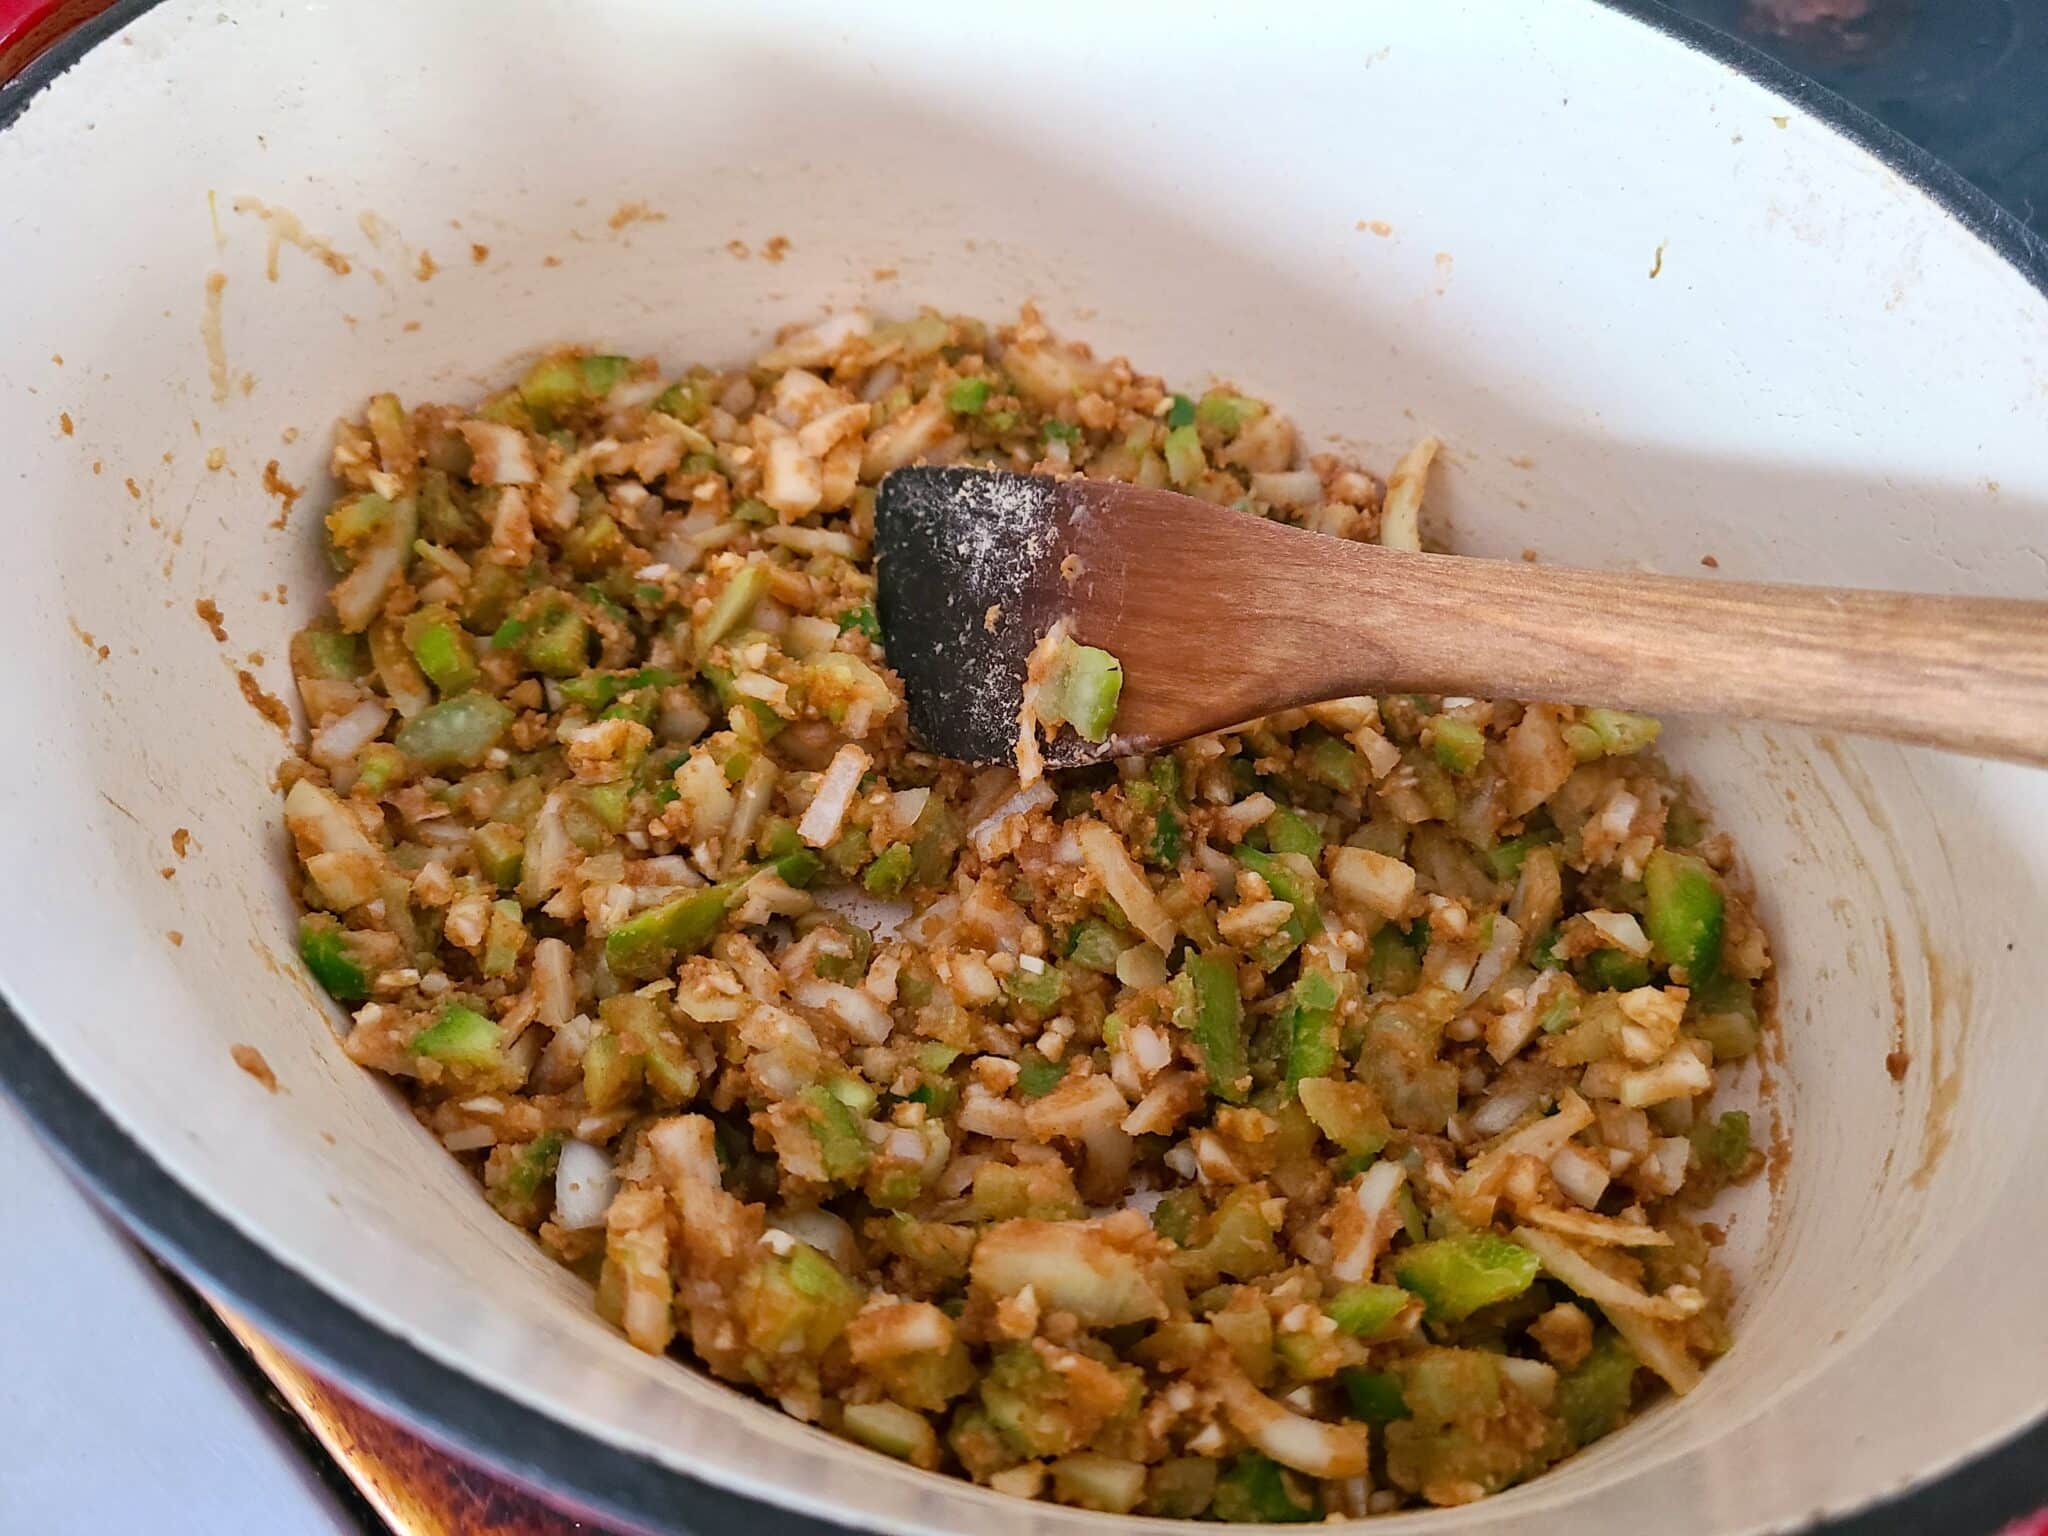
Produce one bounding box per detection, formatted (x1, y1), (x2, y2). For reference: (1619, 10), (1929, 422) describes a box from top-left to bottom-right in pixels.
(283, 306), (1771, 1518)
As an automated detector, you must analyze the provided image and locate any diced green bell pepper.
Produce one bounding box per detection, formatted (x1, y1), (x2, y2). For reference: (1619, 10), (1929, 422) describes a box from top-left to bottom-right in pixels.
(1584, 707), (1661, 756)
(945, 376), (991, 414)
(1644, 848), (1724, 980)
(523, 601), (591, 677)
(861, 842), (914, 898)
(1557, 1332), (1639, 1448)
(1174, 952), (1247, 1102)
(1579, 948), (1652, 992)
(1431, 716), (1486, 775)
(1035, 636), (1124, 744)
(800, 1083), (872, 1181)
(485, 1131), (564, 1224)
(1281, 969), (1342, 1086)
(1295, 1079), (1392, 1158)
(835, 604), (881, 642)
(1209, 1452), (1317, 1524)
(1390, 1232), (1540, 1322)
(1065, 917), (1125, 974)
(605, 881), (737, 981)
(1014, 1049), (1067, 1098)
(409, 1001), (503, 1070)
(1689, 971), (1761, 1061)
(1196, 390), (1263, 436)
(298, 913), (372, 1001)
(1265, 807), (1323, 859)
(1694, 1109), (1751, 1174)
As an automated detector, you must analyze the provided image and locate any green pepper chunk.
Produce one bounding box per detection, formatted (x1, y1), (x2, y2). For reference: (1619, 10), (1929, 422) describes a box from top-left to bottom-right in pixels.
(1430, 716), (1486, 775)
(1003, 962), (1065, 1013)
(1014, 1050), (1067, 1098)
(1209, 1452), (1317, 1523)
(1340, 1368), (1410, 1424)
(1281, 969), (1342, 1086)
(394, 693), (514, 771)
(1326, 1282), (1411, 1339)
(1694, 1109), (1751, 1174)
(1265, 807), (1323, 859)
(1644, 848), (1725, 980)
(945, 376), (991, 414)
(1065, 918), (1124, 974)
(835, 604), (882, 642)
(298, 913), (371, 1001)
(1165, 393), (1198, 429)
(409, 1001), (504, 1071)
(1579, 948), (1651, 992)
(1689, 971), (1761, 1061)
(292, 627), (363, 681)
(1174, 952), (1247, 1102)
(486, 1132), (564, 1224)
(1369, 922), (1425, 995)
(861, 843), (914, 898)
(1162, 423), (1205, 488)
(1486, 828), (1557, 881)
(1390, 1232), (1540, 1322)
(1584, 707), (1661, 756)
(1557, 1332), (1640, 1448)
(1034, 636), (1124, 744)
(605, 882), (738, 981)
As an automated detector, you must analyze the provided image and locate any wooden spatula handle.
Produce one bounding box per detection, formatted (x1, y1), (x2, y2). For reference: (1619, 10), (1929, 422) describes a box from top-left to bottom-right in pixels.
(1070, 489), (2048, 766)
(1319, 548), (2048, 765)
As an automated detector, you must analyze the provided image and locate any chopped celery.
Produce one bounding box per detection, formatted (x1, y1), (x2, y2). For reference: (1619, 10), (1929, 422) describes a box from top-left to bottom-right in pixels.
(1296, 1078), (1391, 1158)
(1341, 1368), (1411, 1424)
(1584, 707), (1661, 755)
(519, 352), (628, 425)
(1042, 418), (1081, 447)
(772, 847), (824, 888)
(1557, 1332), (1639, 1447)
(562, 512), (624, 572)
(1003, 962), (1065, 1013)
(1327, 1282), (1412, 1338)
(1174, 952), (1247, 1102)
(523, 601), (590, 677)
(1369, 922), (1425, 995)
(1694, 1109), (1751, 1174)
(800, 1083), (872, 1181)
(605, 882), (737, 981)
(291, 627), (363, 681)
(945, 376), (991, 414)
(583, 1025), (643, 1109)
(1145, 1458), (1220, 1519)
(557, 666), (680, 713)
(1486, 828), (1558, 881)
(1151, 804), (1184, 866)
(1266, 807), (1323, 859)
(693, 562), (768, 659)
(1302, 732), (1364, 794)
(353, 743), (406, 795)
(409, 1001), (503, 1071)
(1014, 1049), (1067, 1098)
(394, 693), (514, 771)
(1644, 848), (1724, 980)
(1196, 390), (1264, 435)
(1162, 423), (1205, 488)
(480, 898), (526, 976)
(1281, 969), (1342, 1085)
(1391, 1233), (1540, 1322)
(1034, 636), (1124, 743)
(1065, 918), (1125, 974)
(731, 497), (775, 526)
(298, 913), (371, 1001)
(1431, 716), (1486, 775)
(739, 1242), (863, 1356)
(1690, 972), (1761, 1061)
(484, 1131), (564, 1225)
(404, 607), (479, 696)
(861, 842), (914, 897)
(842, 1402), (937, 1468)
(652, 375), (710, 422)
(1209, 1452), (1317, 1524)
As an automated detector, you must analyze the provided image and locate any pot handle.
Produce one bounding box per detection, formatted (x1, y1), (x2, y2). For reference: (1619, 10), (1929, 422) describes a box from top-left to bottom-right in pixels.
(0, 0), (118, 86)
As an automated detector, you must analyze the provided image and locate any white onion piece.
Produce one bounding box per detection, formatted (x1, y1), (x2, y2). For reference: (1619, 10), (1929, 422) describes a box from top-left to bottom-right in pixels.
(310, 699), (390, 769)
(553, 1140), (617, 1230)
(798, 744), (869, 848)
(768, 1205), (859, 1271)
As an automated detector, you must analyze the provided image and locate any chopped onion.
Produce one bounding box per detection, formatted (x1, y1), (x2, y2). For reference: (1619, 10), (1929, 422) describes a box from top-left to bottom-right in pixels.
(1583, 909), (1652, 957)
(1460, 915), (1523, 1006)
(553, 1140), (617, 1229)
(969, 777), (1055, 857)
(1512, 1224), (1706, 1320)
(1249, 469), (1323, 508)
(768, 1205), (859, 1271)
(310, 698), (390, 769)
(1522, 1205), (1672, 1247)
(791, 978), (894, 1045)
(1076, 821), (1176, 952)
(798, 744), (869, 848)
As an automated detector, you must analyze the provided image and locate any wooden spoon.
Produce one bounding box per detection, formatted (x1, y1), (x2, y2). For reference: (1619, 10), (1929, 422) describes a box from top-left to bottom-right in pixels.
(873, 467), (2048, 768)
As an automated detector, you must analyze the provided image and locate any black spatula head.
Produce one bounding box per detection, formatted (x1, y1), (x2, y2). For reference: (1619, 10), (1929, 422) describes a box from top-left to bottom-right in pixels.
(874, 467), (1092, 766)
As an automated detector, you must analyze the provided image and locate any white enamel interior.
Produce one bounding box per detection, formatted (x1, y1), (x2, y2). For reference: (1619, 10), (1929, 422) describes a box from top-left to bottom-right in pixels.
(2, 2), (2044, 1532)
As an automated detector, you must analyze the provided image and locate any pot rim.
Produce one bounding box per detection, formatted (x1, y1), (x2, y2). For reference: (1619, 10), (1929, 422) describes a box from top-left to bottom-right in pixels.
(1, 3), (2042, 1532)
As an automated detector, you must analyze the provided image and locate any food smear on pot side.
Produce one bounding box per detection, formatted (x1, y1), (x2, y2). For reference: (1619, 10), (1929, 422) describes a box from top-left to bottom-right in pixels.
(279, 308), (1771, 1518)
